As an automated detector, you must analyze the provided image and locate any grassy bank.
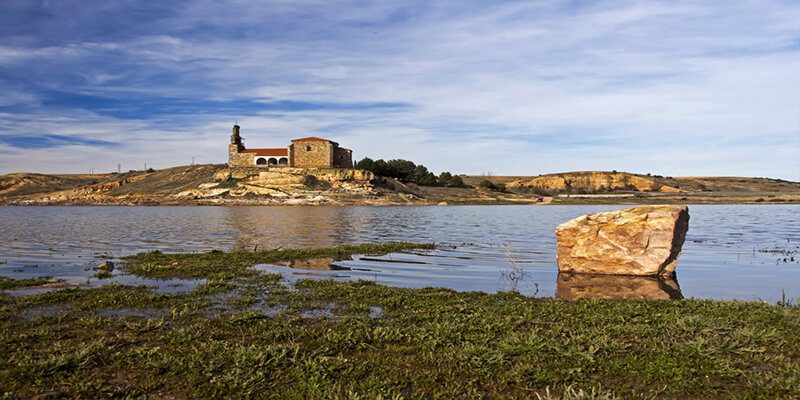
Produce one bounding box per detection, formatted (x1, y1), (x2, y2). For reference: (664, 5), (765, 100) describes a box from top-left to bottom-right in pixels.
(1, 244), (799, 399)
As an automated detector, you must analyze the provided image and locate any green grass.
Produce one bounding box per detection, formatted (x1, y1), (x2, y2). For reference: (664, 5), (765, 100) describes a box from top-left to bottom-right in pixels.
(122, 242), (435, 279)
(1, 244), (799, 399)
(0, 276), (52, 290)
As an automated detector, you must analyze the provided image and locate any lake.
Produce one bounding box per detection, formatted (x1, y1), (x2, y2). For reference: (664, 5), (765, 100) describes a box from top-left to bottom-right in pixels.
(1, 205), (798, 301)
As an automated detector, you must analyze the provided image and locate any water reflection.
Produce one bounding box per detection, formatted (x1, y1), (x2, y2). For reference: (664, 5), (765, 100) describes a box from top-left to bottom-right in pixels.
(556, 273), (683, 300)
(222, 206), (383, 249)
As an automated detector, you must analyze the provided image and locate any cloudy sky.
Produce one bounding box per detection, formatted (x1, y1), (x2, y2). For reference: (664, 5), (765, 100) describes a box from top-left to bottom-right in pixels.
(1, 0), (798, 180)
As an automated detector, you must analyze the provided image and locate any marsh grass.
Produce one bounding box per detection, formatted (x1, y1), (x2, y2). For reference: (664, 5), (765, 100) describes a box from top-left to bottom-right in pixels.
(0, 276), (51, 290)
(1, 244), (799, 399)
(122, 242), (435, 279)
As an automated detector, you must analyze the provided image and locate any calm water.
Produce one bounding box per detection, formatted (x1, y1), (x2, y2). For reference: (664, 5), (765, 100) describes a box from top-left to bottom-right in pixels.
(0, 205), (797, 301)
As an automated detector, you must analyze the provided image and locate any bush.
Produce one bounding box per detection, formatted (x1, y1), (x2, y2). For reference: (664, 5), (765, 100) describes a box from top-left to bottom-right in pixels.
(479, 180), (505, 192)
(446, 175), (464, 188)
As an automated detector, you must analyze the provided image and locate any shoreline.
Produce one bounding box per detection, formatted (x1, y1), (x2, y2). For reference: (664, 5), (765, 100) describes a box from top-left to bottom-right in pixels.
(2, 242), (798, 398)
(0, 192), (800, 207)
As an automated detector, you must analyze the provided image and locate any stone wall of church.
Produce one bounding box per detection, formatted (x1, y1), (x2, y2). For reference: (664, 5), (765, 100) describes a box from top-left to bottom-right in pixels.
(292, 140), (333, 168)
(228, 144), (253, 167)
(333, 147), (352, 168)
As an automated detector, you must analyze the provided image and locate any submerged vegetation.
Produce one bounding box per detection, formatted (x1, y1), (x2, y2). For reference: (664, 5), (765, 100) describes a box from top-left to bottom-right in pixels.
(1, 243), (799, 398)
(0, 276), (51, 290)
(122, 242), (435, 279)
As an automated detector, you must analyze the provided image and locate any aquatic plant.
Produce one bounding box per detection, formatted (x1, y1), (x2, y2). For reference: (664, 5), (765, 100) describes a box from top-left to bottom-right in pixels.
(122, 242), (435, 279)
(0, 276), (52, 290)
(500, 244), (537, 294)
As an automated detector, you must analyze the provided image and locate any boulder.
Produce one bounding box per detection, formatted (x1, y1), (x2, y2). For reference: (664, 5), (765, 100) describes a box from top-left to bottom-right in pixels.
(555, 205), (689, 276)
(96, 261), (114, 271)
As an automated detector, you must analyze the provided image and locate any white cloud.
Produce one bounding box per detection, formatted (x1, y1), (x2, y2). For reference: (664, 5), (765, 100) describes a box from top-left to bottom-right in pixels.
(0, 0), (798, 179)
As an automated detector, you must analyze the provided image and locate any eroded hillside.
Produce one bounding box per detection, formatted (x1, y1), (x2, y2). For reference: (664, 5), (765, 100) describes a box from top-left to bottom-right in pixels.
(1, 166), (798, 205)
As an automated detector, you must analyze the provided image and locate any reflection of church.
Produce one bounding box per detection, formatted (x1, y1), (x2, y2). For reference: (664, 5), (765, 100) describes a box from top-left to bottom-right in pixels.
(227, 124), (353, 168)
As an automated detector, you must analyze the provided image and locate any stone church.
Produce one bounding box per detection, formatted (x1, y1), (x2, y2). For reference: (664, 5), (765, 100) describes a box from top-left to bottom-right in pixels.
(228, 124), (353, 169)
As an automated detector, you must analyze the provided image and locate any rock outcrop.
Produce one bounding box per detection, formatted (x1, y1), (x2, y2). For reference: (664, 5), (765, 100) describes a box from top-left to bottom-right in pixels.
(506, 171), (684, 192)
(213, 167), (373, 184)
(208, 167), (376, 199)
(555, 205), (689, 276)
(96, 261), (114, 271)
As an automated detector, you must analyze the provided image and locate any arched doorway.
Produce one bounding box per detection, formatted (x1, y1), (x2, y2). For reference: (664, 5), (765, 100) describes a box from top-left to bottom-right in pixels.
(278, 157), (288, 166)
(256, 157), (267, 165)
(268, 158), (278, 166)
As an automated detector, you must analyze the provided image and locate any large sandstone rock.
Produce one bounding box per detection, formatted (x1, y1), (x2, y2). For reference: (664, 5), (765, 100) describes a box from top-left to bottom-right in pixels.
(214, 167), (374, 184)
(253, 171), (310, 185)
(280, 168), (374, 182)
(555, 205), (689, 276)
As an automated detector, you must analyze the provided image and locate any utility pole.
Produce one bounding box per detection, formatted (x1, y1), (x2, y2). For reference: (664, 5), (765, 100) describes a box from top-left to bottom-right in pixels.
(192, 156), (195, 166)
(117, 163), (121, 173)
(144, 162), (147, 170)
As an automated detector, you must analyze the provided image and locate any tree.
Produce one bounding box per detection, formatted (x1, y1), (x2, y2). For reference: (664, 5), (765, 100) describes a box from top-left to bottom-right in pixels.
(447, 175), (464, 187)
(412, 165), (435, 186)
(354, 157), (457, 187)
(438, 172), (452, 186)
(386, 159), (416, 181)
(355, 157), (375, 171)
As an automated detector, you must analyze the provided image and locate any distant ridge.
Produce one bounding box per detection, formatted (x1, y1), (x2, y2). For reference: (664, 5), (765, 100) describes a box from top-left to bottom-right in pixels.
(1, 166), (798, 206)
(463, 171), (798, 194)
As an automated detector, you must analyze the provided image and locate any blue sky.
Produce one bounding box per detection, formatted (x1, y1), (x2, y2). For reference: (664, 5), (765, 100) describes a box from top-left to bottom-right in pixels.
(1, 0), (798, 180)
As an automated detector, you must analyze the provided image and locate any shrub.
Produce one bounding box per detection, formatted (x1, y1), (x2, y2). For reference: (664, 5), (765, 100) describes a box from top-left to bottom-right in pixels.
(479, 180), (505, 192)
(446, 175), (464, 188)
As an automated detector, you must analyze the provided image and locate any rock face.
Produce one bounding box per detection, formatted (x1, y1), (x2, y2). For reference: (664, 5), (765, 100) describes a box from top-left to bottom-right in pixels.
(555, 205), (689, 276)
(506, 171), (684, 192)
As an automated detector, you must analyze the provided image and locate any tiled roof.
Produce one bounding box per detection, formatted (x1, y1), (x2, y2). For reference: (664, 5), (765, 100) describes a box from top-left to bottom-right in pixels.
(339, 147), (352, 152)
(241, 148), (288, 157)
(291, 137), (335, 143)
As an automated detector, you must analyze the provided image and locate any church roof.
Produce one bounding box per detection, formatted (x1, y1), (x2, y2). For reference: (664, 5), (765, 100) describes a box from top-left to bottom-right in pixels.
(291, 137), (338, 145)
(241, 148), (288, 157)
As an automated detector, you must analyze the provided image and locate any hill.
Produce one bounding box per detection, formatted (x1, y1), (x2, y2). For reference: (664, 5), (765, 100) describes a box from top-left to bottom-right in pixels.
(0, 166), (798, 205)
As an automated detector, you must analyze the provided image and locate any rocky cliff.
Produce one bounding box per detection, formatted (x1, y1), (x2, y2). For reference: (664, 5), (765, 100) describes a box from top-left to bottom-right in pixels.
(0, 165), (383, 205)
(506, 171), (684, 192)
(176, 167), (377, 200)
